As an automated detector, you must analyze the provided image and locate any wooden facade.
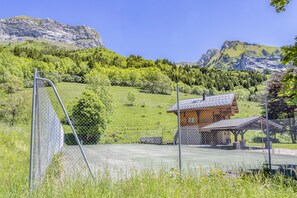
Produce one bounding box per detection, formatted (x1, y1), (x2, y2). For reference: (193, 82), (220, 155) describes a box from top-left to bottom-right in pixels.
(168, 93), (239, 145)
(180, 98), (239, 128)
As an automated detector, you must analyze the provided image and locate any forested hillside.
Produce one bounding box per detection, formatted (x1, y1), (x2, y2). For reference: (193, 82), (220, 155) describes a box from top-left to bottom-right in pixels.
(0, 40), (266, 98)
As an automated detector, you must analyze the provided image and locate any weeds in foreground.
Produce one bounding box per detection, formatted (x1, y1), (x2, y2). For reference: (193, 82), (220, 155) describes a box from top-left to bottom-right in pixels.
(1, 124), (297, 198)
(27, 169), (297, 198)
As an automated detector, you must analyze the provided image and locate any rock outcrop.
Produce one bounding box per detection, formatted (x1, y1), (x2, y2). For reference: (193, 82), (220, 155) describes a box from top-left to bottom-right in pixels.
(196, 40), (288, 71)
(0, 16), (104, 48)
(197, 49), (219, 66)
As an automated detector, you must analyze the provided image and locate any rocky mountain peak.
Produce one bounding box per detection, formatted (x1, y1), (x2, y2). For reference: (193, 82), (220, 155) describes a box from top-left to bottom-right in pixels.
(197, 48), (219, 66)
(0, 16), (104, 48)
(222, 40), (238, 49)
(221, 40), (253, 49)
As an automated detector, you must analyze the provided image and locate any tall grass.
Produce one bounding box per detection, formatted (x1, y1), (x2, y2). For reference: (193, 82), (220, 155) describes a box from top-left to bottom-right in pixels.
(1, 123), (297, 197)
(31, 169), (297, 198)
(0, 123), (30, 197)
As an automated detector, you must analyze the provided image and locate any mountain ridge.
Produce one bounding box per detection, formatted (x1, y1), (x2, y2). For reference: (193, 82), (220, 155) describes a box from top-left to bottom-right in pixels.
(201, 40), (285, 71)
(179, 40), (288, 71)
(0, 16), (104, 49)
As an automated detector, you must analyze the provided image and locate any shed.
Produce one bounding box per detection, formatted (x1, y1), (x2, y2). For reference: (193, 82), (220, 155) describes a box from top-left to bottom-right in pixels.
(201, 116), (283, 142)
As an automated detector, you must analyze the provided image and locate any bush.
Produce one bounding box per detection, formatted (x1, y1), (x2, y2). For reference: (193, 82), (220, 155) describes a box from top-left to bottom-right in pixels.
(71, 90), (107, 144)
(126, 91), (136, 106)
(252, 136), (280, 143)
(0, 74), (23, 94)
(62, 74), (83, 83)
(233, 87), (250, 101)
(85, 70), (114, 118)
(179, 83), (192, 94)
(141, 69), (172, 95)
(43, 72), (62, 85)
(191, 86), (207, 95)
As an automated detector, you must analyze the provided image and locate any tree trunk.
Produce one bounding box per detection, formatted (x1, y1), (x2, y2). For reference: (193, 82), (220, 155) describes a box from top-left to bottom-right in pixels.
(289, 118), (296, 144)
(11, 109), (16, 126)
(294, 128), (297, 144)
(291, 117), (297, 144)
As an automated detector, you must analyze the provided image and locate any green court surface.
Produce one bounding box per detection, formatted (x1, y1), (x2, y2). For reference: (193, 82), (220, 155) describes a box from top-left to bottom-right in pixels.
(63, 144), (297, 176)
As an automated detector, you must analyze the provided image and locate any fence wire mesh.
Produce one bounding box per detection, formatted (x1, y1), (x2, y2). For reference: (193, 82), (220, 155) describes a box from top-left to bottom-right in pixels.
(172, 94), (268, 173)
(31, 71), (65, 187)
(265, 94), (297, 176)
(30, 70), (297, 189)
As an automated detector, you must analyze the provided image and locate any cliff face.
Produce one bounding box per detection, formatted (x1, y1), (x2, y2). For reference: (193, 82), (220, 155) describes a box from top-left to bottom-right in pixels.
(197, 49), (219, 66)
(197, 40), (287, 71)
(0, 16), (104, 48)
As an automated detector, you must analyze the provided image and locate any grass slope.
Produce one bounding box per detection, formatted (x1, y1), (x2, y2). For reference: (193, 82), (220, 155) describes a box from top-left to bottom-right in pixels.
(48, 83), (262, 142)
(51, 83), (262, 143)
(21, 82), (296, 147)
(52, 82), (262, 129)
(223, 42), (279, 58)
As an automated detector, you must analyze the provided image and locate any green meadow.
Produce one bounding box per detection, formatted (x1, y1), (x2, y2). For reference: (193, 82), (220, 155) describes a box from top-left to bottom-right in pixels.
(20, 82), (285, 145)
(1, 84), (297, 197)
(44, 83), (263, 143)
(50, 82), (263, 129)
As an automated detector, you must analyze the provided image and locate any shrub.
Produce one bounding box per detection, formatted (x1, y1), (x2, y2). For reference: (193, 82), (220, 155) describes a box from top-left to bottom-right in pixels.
(85, 70), (114, 118)
(140, 69), (172, 95)
(191, 86), (207, 95)
(252, 136), (280, 143)
(126, 91), (136, 106)
(71, 90), (107, 144)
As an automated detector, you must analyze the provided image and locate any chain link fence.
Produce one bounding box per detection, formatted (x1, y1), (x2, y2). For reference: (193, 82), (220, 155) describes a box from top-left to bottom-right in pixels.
(30, 71), (64, 187)
(29, 69), (297, 190)
(264, 94), (297, 177)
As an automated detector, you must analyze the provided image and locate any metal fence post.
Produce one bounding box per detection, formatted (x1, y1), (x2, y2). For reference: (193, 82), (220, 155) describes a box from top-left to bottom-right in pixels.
(176, 83), (182, 172)
(29, 68), (37, 191)
(36, 80), (42, 180)
(265, 94), (272, 171)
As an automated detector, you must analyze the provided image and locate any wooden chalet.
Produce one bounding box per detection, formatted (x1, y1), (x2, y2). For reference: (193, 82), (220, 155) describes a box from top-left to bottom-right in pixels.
(167, 93), (283, 146)
(167, 93), (239, 145)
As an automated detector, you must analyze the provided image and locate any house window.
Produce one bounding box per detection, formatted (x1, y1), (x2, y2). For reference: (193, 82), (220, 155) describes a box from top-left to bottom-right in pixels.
(187, 117), (195, 124)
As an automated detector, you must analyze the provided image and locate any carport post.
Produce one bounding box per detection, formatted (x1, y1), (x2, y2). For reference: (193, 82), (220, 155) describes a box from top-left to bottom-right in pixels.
(176, 83), (182, 172)
(265, 94), (272, 171)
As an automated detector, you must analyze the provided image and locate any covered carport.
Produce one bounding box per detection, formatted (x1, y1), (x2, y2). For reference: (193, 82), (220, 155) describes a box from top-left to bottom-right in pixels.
(201, 116), (283, 146)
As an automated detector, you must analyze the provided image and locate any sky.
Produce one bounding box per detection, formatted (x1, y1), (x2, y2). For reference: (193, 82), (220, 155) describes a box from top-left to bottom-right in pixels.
(0, 0), (297, 62)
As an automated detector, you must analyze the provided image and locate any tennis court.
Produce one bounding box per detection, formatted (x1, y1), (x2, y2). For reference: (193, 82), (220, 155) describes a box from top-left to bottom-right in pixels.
(63, 144), (297, 177)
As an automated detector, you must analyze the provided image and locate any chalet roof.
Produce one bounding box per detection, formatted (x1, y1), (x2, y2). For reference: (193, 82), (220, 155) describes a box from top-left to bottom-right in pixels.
(201, 116), (283, 131)
(167, 93), (236, 112)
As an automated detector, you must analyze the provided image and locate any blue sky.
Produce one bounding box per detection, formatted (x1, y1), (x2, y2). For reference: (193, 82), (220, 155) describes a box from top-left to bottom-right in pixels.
(1, 0), (297, 62)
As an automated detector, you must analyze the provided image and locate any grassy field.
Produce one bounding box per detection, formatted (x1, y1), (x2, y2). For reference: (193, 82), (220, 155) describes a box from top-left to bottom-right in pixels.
(247, 143), (297, 150)
(45, 83), (263, 143)
(1, 124), (297, 197)
(20, 82), (274, 144)
(19, 82), (296, 145)
(22, 82), (263, 126)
